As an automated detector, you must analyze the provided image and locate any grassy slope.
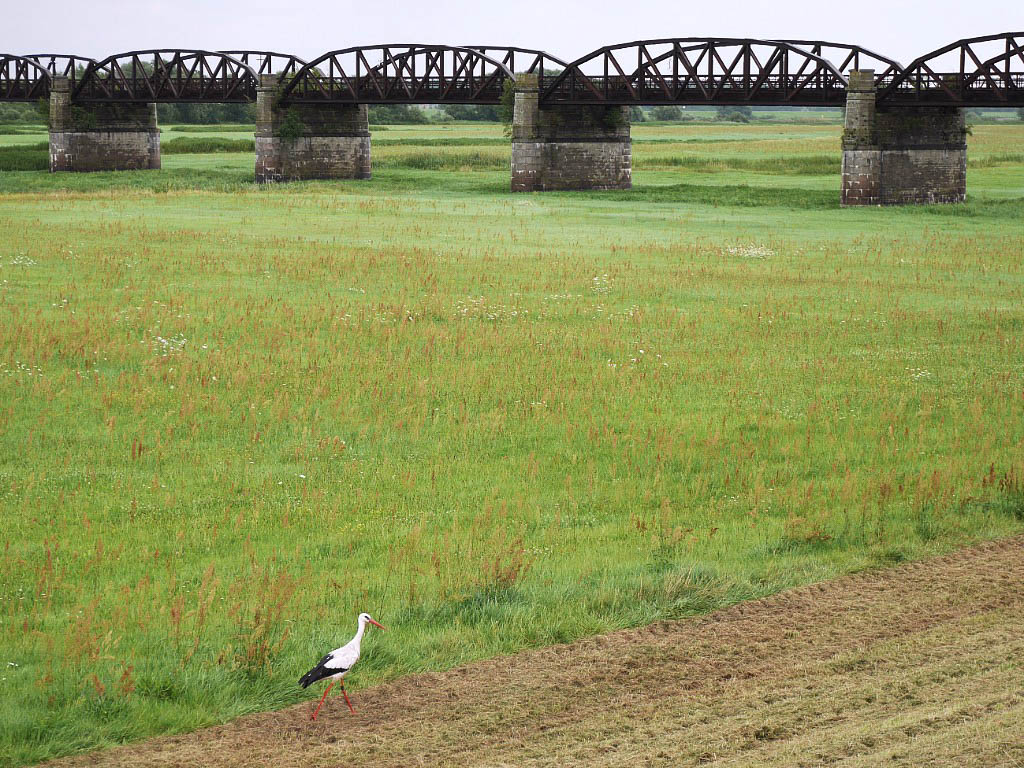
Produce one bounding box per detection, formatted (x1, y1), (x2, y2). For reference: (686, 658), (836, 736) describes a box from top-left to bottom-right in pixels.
(41, 536), (1024, 768)
(0, 122), (1022, 765)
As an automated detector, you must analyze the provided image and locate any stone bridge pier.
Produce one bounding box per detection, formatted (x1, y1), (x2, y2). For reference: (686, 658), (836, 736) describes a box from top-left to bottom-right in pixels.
(255, 75), (371, 182)
(511, 74), (631, 192)
(48, 77), (160, 172)
(841, 70), (966, 205)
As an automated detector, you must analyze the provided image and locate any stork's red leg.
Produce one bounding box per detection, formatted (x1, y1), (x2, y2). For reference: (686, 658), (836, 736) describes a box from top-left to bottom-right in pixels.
(341, 681), (356, 714)
(312, 681), (334, 720)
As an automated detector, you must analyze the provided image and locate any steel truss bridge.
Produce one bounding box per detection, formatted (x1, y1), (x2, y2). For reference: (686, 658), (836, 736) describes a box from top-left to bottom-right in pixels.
(1, 34), (1022, 107)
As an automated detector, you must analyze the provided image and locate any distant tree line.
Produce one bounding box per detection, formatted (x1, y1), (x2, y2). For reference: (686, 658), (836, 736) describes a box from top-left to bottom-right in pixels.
(367, 104), (501, 124)
(640, 105), (754, 123)
(156, 103), (256, 124)
(4, 100), (1023, 126)
(0, 103), (42, 124)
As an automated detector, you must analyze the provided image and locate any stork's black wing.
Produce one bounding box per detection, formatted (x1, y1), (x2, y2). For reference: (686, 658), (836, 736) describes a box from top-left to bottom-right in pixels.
(299, 652), (348, 688)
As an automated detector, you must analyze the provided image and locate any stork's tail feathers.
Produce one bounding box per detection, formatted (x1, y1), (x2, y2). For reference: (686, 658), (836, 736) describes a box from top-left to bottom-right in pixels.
(299, 652), (338, 688)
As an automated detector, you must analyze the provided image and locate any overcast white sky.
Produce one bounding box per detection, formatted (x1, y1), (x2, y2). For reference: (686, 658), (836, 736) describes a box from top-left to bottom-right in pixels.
(5, 0), (1022, 66)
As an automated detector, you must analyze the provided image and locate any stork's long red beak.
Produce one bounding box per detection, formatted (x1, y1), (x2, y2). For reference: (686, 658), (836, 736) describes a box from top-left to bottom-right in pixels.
(368, 618), (386, 630)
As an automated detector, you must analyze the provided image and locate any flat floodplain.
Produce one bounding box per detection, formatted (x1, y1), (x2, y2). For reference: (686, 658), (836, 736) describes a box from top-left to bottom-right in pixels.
(1, 121), (1023, 765)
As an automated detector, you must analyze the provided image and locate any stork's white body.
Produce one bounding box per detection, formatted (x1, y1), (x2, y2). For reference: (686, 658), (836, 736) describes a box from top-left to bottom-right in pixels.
(299, 612), (384, 718)
(307, 625), (366, 683)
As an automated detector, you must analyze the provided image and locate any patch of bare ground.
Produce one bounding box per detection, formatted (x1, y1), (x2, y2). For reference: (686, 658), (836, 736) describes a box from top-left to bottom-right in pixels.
(46, 536), (1024, 768)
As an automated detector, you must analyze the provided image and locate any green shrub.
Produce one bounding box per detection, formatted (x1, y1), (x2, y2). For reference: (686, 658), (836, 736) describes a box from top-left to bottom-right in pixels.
(716, 106), (753, 123)
(276, 109), (304, 141)
(651, 105), (684, 121)
(442, 104), (500, 121)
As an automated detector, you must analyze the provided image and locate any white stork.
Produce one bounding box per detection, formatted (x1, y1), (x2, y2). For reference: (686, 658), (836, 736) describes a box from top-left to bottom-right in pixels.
(299, 612), (386, 719)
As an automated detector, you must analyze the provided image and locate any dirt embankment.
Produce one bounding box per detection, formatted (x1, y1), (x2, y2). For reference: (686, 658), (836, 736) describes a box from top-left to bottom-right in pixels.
(47, 536), (1024, 767)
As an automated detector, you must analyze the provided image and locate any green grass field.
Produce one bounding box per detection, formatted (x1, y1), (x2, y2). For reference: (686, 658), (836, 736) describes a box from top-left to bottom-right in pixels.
(1, 121), (1023, 766)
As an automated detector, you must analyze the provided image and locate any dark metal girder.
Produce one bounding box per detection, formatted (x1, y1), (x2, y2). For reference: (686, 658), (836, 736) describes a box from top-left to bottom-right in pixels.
(24, 54), (97, 90)
(219, 51), (307, 79)
(463, 46), (568, 91)
(879, 32), (1024, 105)
(72, 50), (259, 102)
(0, 53), (51, 101)
(2, 36), (1022, 107)
(279, 45), (514, 104)
(541, 39), (848, 106)
(778, 40), (903, 80)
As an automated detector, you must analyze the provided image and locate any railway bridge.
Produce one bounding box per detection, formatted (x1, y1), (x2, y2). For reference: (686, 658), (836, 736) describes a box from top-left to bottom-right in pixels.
(1, 34), (1022, 204)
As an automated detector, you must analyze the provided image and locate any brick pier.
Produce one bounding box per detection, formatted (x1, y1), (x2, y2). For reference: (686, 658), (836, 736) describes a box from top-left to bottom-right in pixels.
(255, 75), (371, 183)
(48, 77), (160, 172)
(511, 74), (631, 192)
(841, 70), (966, 206)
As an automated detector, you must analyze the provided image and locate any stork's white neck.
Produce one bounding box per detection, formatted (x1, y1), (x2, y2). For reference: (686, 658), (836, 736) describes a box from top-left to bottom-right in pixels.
(353, 618), (367, 643)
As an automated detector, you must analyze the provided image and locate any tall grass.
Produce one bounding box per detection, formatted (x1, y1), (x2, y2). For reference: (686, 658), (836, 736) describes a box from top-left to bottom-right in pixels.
(161, 137), (255, 154)
(1, 121), (1023, 766)
(634, 153), (839, 173)
(374, 148), (508, 171)
(166, 124), (255, 133)
(0, 125), (46, 136)
(0, 142), (48, 171)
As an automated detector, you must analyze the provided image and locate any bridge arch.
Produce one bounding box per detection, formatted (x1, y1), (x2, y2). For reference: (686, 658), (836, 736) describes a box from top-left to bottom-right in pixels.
(73, 50), (258, 102)
(0, 54), (52, 100)
(541, 39), (847, 105)
(24, 54), (97, 90)
(779, 41), (902, 79)
(464, 47), (567, 90)
(219, 51), (306, 79)
(879, 32), (1024, 103)
(279, 45), (514, 104)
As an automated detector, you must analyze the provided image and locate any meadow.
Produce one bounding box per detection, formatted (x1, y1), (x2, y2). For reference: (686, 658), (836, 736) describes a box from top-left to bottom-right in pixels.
(1, 119), (1023, 766)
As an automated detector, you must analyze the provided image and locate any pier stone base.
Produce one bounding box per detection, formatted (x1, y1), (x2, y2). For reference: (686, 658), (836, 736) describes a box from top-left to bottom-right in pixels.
(841, 70), (966, 206)
(48, 77), (159, 172)
(255, 75), (371, 183)
(511, 74), (631, 192)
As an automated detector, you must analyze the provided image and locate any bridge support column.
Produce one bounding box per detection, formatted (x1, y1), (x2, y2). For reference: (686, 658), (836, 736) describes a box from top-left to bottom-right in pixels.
(511, 74), (631, 192)
(841, 70), (966, 205)
(255, 75), (371, 182)
(48, 77), (160, 173)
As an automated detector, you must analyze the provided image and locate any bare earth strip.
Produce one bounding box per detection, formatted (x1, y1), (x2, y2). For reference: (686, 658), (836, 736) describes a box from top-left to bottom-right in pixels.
(48, 536), (1024, 768)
